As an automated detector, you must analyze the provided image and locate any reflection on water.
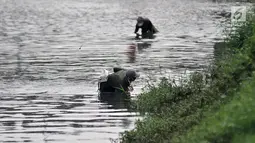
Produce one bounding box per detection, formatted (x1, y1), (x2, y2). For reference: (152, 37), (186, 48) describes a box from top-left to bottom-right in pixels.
(137, 42), (152, 53)
(98, 92), (133, 110)
(126, 43), (137, 63)
(126, 41), (153, 63)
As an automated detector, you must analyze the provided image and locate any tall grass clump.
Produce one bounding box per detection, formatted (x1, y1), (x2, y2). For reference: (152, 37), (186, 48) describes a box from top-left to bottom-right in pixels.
(120, 7), (255, 143)
(173, 72), (255, 143)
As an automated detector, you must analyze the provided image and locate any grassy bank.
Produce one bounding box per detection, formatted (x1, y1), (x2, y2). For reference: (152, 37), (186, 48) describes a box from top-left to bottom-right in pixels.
(172, 72), (255, 143)
(120, 7), (255, 143)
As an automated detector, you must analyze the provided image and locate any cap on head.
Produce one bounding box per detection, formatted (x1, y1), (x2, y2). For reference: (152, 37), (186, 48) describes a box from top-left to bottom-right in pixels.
(137, 16), (144, 26)
(126, 70), (140, 81)
(137, 16), (143, 22)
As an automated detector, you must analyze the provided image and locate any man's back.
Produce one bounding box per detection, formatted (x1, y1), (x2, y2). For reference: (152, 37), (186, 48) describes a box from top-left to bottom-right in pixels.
(107, 70), (129, 91)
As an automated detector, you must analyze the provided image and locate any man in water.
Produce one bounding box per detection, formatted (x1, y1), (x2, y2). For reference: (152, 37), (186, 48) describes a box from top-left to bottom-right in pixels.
(134, 16), (159, 39)
(99, 68), (140, 94)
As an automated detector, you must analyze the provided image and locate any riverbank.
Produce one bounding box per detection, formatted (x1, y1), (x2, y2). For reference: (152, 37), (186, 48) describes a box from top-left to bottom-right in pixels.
(120, 6), (255, 143)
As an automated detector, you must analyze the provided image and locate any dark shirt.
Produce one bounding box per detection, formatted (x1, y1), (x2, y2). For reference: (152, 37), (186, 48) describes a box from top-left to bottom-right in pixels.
(134, 18), (154, 35)
(107, 70), (130, 92)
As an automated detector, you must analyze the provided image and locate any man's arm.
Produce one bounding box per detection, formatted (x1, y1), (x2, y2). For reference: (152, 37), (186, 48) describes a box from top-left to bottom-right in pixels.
(134, 24), (139, 33)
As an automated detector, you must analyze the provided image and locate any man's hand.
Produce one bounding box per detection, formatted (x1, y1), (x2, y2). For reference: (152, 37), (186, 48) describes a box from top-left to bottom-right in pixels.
(135, 33), (141, 36)
(128, 86), (134, 92)
(135, 33), (141, 39)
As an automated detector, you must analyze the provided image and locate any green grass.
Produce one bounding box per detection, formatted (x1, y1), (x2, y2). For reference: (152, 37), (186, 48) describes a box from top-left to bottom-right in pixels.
(232, 134), (255, 143)
(173, 72), (255, 143)
(119, 7), (255, 143)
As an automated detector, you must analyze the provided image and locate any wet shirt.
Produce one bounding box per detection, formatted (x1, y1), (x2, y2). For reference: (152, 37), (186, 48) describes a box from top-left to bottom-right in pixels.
(134, 18), (154, 34)
(106, 70), (130, 92)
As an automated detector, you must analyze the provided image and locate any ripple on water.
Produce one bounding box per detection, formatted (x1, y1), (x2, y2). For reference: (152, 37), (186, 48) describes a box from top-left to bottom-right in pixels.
(0, 91), (138, 142)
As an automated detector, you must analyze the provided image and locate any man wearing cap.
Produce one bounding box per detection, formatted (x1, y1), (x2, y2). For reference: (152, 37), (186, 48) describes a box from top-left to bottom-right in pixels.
(104, 68), (140, 94)
(134, 16), (159, 39)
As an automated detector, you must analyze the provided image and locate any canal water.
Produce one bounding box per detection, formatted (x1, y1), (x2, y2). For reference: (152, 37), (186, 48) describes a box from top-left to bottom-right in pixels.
(0, 0), (247, 142)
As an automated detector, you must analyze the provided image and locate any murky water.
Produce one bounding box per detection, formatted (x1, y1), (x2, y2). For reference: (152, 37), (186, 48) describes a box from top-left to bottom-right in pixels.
(0, 0), (245, 142)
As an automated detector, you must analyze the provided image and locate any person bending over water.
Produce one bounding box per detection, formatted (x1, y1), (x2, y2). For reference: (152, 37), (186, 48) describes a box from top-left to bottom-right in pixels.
(100, 68), (140, 94)
(134, 16), (159, 39)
